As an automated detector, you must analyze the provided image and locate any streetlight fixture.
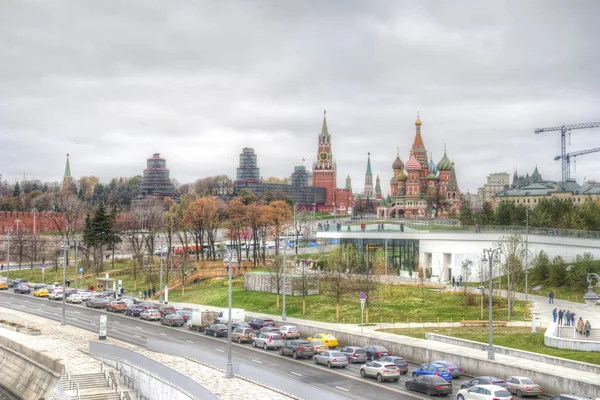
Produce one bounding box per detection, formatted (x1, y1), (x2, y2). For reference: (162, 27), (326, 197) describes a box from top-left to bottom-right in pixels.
(583, 273), (600, 306)
(61, 239), (70, 326)
(481, 247), (501, 360)
(222, 249), (237, 379)
(525, 208), (529, 302)
(282, 236), (288, 321)
(159, 235), (164, 304)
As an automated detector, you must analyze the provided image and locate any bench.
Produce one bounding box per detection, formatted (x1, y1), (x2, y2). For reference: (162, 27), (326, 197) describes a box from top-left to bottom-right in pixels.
(461, 320), (508, 327)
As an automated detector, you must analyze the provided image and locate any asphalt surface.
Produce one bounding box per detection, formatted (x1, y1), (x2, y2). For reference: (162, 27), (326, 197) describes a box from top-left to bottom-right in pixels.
(0, 290), (482, 400)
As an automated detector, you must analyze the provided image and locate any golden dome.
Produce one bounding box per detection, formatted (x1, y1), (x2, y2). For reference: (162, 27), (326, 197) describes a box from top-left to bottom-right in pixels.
(415, 111), (421, 126)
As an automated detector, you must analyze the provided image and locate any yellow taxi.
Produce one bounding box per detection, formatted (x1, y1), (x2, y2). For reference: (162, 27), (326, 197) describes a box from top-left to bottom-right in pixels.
(307, 333), (339, 348)
(34, 288), (50, 297)
(0, 281), (8, 290)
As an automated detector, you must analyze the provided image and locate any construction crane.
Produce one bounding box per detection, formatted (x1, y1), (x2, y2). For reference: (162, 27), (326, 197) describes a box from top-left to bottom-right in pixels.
(534, 122), (600, 183)
(554, 147), (600, 180)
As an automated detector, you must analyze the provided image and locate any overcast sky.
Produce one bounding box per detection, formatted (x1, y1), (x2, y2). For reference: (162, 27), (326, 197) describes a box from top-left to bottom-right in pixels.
(1, 1), (599, 194)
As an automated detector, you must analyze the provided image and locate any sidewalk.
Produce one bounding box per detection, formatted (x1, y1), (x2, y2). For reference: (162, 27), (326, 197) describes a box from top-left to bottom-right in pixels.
(0, 307), (294, 400)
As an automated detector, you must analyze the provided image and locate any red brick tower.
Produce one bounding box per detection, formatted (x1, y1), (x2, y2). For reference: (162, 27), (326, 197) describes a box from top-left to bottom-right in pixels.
(312, 111), (336, 211)
(411, 113), (429, 194)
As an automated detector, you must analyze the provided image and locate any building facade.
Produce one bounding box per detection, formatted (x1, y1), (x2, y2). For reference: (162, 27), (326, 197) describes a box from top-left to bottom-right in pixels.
(138, 153), (176, 199)
(494, 177), (600, 208)
(477, 172), (510, 204)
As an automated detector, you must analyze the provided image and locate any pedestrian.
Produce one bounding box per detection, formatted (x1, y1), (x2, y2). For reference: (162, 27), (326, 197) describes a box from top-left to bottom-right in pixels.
(152, 286), (156, 296)
(584, 320), (591, 337)
(120, 287), (125, 297)
(549, 290), (555, 304)
(138, 291), (142, 299)
(91, 284), (95, 291)
(565, 310), (571, 326)
(347, 224), (350, 231)
(558, 309), (564, 325)
(143, 290), (147, 300)
(552, 308), (557, 323)
(1, 264), (3, 271)
(577, 317), (584, 335)
(452, 276), (455, 287)
(571, 312), (576, 328)
(459, 276), (463, 287)
(148, 287), (152, 298)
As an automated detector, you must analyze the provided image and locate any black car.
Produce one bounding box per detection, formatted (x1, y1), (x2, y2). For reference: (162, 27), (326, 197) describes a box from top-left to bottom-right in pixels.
(161, 313), (185, 327)
(125, 305), (145, 317)
(378, 355), (409, 374)
(248, 317), (275, 331)
(13, 278), (28, 286)
(33, 283), (48, 291)
(13, 284), (31, 294)
(204, 324), (229, 337)
(363, 345), (392, 361)
(406, 375), (453, 396)
(461, 377), (509, 389)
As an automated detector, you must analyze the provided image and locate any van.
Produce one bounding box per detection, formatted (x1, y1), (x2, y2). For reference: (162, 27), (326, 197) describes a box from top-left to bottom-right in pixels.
(216, 308), (245, 324)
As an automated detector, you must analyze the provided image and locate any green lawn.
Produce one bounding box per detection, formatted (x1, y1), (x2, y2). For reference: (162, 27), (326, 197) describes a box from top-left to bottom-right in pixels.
(379, 326), (600, 365)
(166, 278), (527, 324)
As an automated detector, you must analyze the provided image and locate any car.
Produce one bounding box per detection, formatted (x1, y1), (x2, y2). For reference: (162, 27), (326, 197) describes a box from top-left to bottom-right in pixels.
(232, 321), (254, 330)
(158, 305), (176, 318)
(457, 385), (513, 400)
(248, 317), (275, 331)
(34, 288), (50, 297)
(279, 325), (300, 339)
(310, 340), (329, 354)
(548, 395), (597, 400)
(406, 375), (453, 396)
(412, 363), (452, 382)
(161, 313), (185, 327)
(125, 305), (145, 317)
(259, 326), (281, 334)
(461, 377), (508, 389)
(106, 301), (128, 313)
(13, 278), (28, 286)
(66, 293), (83, 303)
(231, 327), (256, 343)
(204, 324), (229, 337)
(252, 332), (284, 350)
(0, 281), (8, 290)
(33, 284), (48, 291)
(86, 297), (108, 308)
(140, 309), (161, 321)
(378, 355), (409, 374)
(313, 351), (349, 368)
(433, 360), (462, 378)
(48, 289), (64, 300)
(13, 284), (31, 294)
(279, 340), (315, 359)
(139, 302), (156, 310)
(340, 346), (368, 363)
(120, 296), (135, 304)
(360, 361), (400, 382)
(363, 345), (392, 361)
(505, 377), (543, 397)
(307, 333), (338, 348)
(176, 310), (193, 323)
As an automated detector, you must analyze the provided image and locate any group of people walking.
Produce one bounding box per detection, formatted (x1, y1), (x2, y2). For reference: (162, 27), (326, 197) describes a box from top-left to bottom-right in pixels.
(141, 286), (156, 300)
(451, 275), (463, 287)
(552, 308), (592, 337)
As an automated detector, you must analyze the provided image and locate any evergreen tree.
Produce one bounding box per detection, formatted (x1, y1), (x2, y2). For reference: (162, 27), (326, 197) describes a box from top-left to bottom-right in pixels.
(458, 202), (475, 226)
(531, 250), (550, 283)
(12, 182), (21, 197)
(548, 255), (566, 286)
(495, 201), (513, 225)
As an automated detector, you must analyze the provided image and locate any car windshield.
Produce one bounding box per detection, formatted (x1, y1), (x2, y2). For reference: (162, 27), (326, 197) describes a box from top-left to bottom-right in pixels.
(330, 352), (344, 357)
(354, 349), (366, 354)
(521, 379), (535, 384)
(392, 358), (405, 363)
(270, 334), (282, 340)
(494, 390), (511, 397)
(384, 364), (399, 369)
(436, 367), (449, 372)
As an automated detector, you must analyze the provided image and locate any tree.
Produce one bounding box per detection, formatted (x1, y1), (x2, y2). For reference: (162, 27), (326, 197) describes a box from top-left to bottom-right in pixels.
(477, 202), (495, 225)
(354, 248), (383, 323)
(11, 229), (29, 271)
(457, 202), (476, 226)
(226, 198), (247, 263)
(496, 234), (527, 313)
(12, 182), (21, 197)
(567, 252), (596, 290)
(267, 255), (284, 310)
(28, 235), (46, 269)
(460, 259), (474, 296)
(549, 255), (566, 286)
(268, 201), (292, 256)
(50, 191), (86, 253)
(292, 258), (319, 315)
(495, 202), (514, 226)
(531, 250), (550, 283)
(237, 188), (257, 205)
(324, 245), (353, 320)
(246, 202), (266, 267)
(83, 205), (115, 274)
(185, 197), (217, 261)
(291, 212), (312, 256)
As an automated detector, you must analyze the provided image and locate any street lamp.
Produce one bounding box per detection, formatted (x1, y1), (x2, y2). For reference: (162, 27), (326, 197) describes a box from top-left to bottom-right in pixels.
(159, 235), (164, 304)
(222, 249), (237, 379)
(583, 273), (600, 306)
(282, 237), (287, 321)
(73, 237), (80, 289)
(61, 239), (70, 326)
(32, 208), (37, 236)
(482, 247), (501, 360)
(525, 209), (529, 302)
(5, 229), (12, 279)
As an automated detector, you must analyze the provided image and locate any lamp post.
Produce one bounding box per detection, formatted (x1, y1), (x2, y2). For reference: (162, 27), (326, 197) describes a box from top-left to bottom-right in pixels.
(32, 208), (37, 236)
(482, 247), (501, 360)
(282, 237), (287, 321)
(61, 239), (70, 326)
(525, 208), (529, 302)
(159, 236), (164, 304)
(583, 273), (600, 306)
(73, 237), (80, 289)
(222, 249), (237, 379)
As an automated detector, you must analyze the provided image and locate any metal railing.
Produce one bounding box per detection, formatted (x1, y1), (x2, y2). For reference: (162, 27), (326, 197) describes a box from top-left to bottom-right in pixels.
(63, 367), (80, 400)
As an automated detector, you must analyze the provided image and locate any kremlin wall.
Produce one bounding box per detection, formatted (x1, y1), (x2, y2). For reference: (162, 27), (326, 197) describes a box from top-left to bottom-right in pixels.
(0, 211), (64, 235)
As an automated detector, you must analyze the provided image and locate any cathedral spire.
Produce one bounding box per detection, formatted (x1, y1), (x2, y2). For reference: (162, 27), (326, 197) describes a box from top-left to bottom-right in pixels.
(412, 112), (425, 152)
(320, 110), (330, 138)
(366, 152), (372, 175)
(64, 153), (72, 179)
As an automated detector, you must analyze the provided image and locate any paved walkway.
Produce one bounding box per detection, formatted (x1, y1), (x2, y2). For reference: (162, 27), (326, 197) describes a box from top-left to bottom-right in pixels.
(0, 307), (294, 400)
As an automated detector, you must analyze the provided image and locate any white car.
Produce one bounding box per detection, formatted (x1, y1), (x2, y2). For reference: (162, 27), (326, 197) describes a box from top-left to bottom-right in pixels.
(78, 291), (92, 301)
(48, 290), (63, 300)
(457, 385), (513, 400)
(66, 293), (83, 303)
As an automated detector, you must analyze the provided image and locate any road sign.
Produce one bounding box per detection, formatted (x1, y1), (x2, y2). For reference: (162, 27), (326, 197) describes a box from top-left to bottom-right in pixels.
(359, 291), (366, 300)
(79, 268), (83, 273)
(361, 302), (365, 310)
(360, 298), (366, 303)
(41, 264), (45, 270)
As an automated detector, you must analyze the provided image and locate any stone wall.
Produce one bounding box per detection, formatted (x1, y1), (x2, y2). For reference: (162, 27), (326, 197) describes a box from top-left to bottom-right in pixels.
(0, 211), (64, 235)
(244, 272), (320, 296)
(544, 322), (600, 352)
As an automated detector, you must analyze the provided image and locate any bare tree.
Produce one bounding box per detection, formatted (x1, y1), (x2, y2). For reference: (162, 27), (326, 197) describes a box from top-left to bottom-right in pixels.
(117, 210), (148, 290)
(291, 212), (312, 256)
(354, 248), (383, 323)
(292, 259), (319, 315)
(28, 235), (46, 269)
(267, 255), (284, 310)
(496, 233), (527, 314)
(50, 191), (86, 252)
(461, 259), (474, 296)
(324, 246), (353, 320)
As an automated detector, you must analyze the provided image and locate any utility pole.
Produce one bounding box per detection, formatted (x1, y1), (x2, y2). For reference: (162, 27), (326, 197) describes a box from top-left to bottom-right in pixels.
(159, 236), (164, 304)
(525, 208), (529, 302)
(32, 208), (37, 236)
(61, 239), (69, 326)
(282, 236), (287, 321)
(6, 229), (11, 279)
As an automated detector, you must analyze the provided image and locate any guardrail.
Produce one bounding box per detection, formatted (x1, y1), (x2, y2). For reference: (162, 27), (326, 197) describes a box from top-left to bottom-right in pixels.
(63, 366), (80, 400)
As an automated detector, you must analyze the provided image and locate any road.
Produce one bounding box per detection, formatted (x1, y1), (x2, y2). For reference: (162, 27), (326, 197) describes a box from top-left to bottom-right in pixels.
(0, 290), (472, 400)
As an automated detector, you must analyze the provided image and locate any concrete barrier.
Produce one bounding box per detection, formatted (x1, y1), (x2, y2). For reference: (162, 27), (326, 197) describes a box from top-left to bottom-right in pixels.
(0, 335), (62, 400)
(426, 333), (600, 374)
(544, 323), (600, 352)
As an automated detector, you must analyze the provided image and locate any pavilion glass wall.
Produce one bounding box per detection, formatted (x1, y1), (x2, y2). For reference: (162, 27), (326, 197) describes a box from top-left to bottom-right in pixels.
(340, 238), (419, 273)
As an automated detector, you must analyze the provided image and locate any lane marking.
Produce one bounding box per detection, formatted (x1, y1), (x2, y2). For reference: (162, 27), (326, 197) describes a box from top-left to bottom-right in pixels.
(136, 327), (143, 330)
(290, 372), (302, 377)
(252, 359), (262, 364)
(215, 349), (225, 353)
(159, 333), (167, 336)
(134, 335), (142, 339)
(335, 386), (349, 392)
(112, 329), (119, 332)
(185, 340), (194, 344)
(74, 311), (81, 314)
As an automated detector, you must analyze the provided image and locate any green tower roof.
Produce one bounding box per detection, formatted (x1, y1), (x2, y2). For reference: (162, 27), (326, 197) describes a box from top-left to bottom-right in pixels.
(320, 110), (330, 138)
(345, 174), (352, 189)
(64, 154), (71, 178)
(366, 152), (372, 175)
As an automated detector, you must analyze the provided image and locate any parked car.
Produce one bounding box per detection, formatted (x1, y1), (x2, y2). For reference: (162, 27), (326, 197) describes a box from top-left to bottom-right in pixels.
(6, 279), (14, 288)
(66, 293), (83, 303)
(13, 284), (31, 294)
(139, 302), (156, 310)
(360, 361), (400, 382)
(48, 290), (63, 300)
(232, 321), (254, 330)
(33, 284), (48, 291)
(412, 363), (453, 382)
(363, 345), (392, 361)
(232, 327), (256, 343)
(505, 377), (543, 397)
(313, 351), (349, 368)
(279, 325), (300, 339)
(0, 281), (8, 290)
(120, 296), (135, 304)
(34, 288), (50, 297)
(125, 305), (145, 317)
(13, 278), (28, 286)
(378, 355), (409, 374)
(106, 301), (128, 313)
(252, 332), (284, 350)
(158, 305), (176, 318)
(259, 326), (281, 334)
(457, 385), (513, 400)
(248, 317), (275, 331)
(279, 340), (314, 359)
(86, 297), (108, 308)
(461, 377), (508, 389)
(340, 346), (368, 363)
(78, 291), (93, 301)
(406, 375), (453, 396)
(310, 340), (329, 354)
(204, 324), (229, 337)
(161, 313), (185, 327)
(176, 310), (193, 323)
(140, 309), (161, 321)
(307, 333), (338, 348)
(433, 360), (463, 378)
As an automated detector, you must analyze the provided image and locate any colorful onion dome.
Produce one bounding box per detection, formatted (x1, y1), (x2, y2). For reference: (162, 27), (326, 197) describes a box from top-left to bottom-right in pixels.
(405, 152), (421, 171)
(396, 171), (408, 181)
(392, 155), (404, 170)
(437, 145), (452, 171)
(427, 172), (438, 180)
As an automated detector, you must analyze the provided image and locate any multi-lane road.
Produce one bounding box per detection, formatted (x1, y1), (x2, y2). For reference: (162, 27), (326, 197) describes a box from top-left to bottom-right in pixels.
(0, 290), (468, 400)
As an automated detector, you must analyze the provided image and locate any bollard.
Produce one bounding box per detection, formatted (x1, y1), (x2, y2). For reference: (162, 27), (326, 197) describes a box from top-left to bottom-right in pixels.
(381, 317), (383, 323)
(438, 317), (440, 327)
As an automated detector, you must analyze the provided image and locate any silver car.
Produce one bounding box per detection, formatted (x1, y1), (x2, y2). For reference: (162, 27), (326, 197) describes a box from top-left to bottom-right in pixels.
(252, 332), (284, 350)
(360, 361), (401, 382)
(279, 325), (301, 339)
(78, 291), (93, 301)
(140, 309), (161, 321)
(313, 351), (349, 368)
(340, 346), (368, 363)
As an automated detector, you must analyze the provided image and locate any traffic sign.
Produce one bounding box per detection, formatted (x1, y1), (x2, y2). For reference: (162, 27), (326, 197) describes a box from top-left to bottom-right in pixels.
(360, 298), (366, 303)
(359, 291), (366, 300)
(79, 268), (83, 273)
(361, 302), (365, 310)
